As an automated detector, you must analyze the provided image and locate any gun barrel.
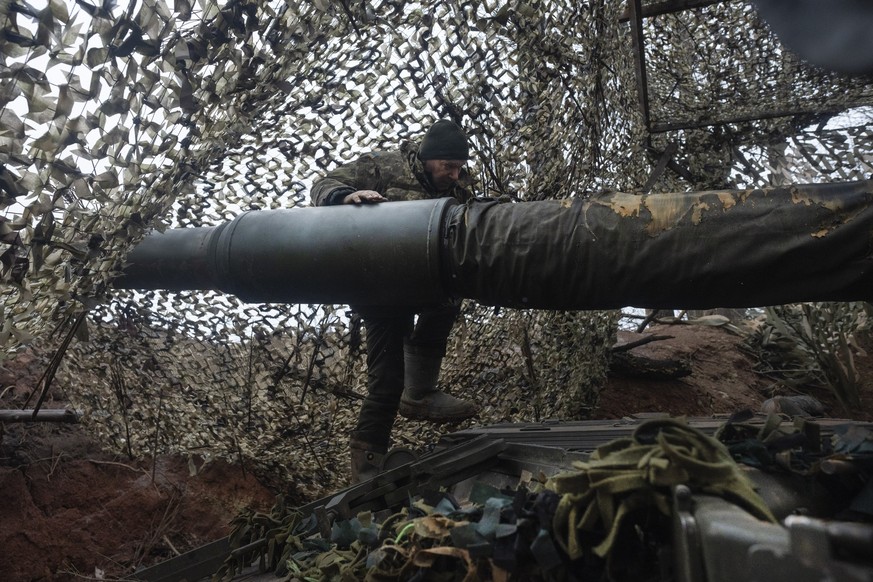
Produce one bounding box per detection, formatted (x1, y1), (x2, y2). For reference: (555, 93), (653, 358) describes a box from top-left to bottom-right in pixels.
(117, 180), (873, 309)
(120, 197), (455, 306)
(119, 225), (221, 291)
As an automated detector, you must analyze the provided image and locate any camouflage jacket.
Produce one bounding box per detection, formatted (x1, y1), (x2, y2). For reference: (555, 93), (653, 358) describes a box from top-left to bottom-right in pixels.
(310, 141), (475, 206)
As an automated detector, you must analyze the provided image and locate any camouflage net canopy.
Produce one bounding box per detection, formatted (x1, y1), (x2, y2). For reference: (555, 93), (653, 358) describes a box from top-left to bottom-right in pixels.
(1, 0), (872, 495)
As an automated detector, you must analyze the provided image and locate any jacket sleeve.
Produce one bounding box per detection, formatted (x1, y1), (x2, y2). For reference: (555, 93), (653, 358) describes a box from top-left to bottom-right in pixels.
(310, 154), (382, 206)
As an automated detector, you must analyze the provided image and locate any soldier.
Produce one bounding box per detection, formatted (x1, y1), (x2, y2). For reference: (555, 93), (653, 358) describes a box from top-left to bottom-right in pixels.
(311, 120), (480, 482)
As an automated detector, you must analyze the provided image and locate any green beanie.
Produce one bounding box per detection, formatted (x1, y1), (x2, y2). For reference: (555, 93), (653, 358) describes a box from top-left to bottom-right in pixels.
(418, 120), (470, 161)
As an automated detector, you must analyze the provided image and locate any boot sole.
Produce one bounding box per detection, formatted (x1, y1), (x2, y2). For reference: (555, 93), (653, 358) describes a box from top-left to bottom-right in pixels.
(398, 403), (479, 423)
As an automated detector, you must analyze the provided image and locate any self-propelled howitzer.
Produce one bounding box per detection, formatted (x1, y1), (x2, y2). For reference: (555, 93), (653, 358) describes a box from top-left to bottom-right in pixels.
(117, 179), (873, 309)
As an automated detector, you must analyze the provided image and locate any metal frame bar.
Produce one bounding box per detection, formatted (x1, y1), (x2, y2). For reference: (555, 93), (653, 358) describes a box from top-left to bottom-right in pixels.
(627, 0), (652, 133)
(650, 106), (848, 133)
(619, 0), (726, 22)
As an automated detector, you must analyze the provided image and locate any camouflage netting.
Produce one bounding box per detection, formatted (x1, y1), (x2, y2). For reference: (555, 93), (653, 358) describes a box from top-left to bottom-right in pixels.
(1, 0), (872, 495)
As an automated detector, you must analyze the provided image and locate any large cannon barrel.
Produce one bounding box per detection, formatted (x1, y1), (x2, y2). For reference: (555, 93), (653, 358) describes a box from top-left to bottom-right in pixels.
(117, 180), (873, 309)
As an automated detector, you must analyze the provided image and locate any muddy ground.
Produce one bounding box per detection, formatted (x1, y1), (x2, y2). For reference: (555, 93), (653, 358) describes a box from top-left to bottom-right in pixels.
(2, 322), (872, 581)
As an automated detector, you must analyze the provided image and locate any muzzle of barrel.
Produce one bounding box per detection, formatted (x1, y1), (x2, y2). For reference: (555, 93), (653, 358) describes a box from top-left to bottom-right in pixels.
(118, 198), (457, 306)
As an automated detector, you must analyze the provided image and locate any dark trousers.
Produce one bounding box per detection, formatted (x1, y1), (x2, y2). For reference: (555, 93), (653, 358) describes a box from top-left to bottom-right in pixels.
(352, 301), (461, 451)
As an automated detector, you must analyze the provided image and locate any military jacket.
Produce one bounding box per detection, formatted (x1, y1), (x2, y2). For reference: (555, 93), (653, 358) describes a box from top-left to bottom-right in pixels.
(311, 141), (475, 206)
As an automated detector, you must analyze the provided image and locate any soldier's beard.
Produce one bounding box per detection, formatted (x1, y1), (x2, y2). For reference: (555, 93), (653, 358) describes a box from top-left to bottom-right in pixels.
(433, 177), (455, 192)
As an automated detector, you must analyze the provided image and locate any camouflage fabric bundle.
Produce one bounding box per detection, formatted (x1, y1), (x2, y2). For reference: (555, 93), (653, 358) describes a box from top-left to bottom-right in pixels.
(221, 417), (828, 582)
(220, 484), (566, 581)
(549, 418), (776, 579)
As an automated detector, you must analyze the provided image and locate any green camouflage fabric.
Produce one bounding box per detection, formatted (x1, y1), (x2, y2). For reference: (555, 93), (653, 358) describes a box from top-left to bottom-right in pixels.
(227, 416), (866, 582)
(311, 141), (475, 206)
(549, 418), (777, 578)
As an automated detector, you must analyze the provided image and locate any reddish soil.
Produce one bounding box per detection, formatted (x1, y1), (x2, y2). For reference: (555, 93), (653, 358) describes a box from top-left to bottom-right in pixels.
(0, 439), (274, 581)
(0, 355), (275, 581)
(2, 322), (872, 581)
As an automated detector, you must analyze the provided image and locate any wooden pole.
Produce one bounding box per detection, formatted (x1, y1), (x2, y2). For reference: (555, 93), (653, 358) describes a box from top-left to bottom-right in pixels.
(0, 409), (82, 423)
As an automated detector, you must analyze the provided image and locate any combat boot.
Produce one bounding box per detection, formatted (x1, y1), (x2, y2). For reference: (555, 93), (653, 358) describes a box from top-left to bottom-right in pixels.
(349, 438), (385, 483)
(398, 344), (479, 423)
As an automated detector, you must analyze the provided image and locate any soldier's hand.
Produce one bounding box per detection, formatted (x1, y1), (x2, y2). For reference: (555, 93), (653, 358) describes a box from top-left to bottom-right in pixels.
(343, 190), (387, 204)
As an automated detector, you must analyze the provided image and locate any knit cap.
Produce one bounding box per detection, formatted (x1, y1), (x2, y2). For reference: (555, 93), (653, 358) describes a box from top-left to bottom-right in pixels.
(418, 120), (470, 161)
